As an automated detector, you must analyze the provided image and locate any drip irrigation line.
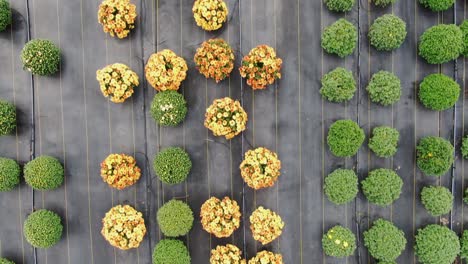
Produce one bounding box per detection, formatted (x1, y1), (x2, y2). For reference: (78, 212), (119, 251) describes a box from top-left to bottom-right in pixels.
(450, 2), (458, 231)
(355, 1), (362, 263)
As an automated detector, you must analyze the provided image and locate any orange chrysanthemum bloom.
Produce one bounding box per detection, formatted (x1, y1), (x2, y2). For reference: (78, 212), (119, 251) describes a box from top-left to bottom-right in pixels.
(204, 97), (248, 139)
(101, 205), (146, 250)
(240, 147), (281, 190)
(98, 0), (137, 39)
(201, 197), (241, 238)
(210, 244), (246, 264)
(249, 207), (284, 245)
(194, 38), (234, 83)
(145, 49), (188, 91)
(239, 45), (282, 89)
(248, 251), (283, 264)
(96, 63), (139, 103)
(100, 154), (141, 190)
(193, 0), (228, 31)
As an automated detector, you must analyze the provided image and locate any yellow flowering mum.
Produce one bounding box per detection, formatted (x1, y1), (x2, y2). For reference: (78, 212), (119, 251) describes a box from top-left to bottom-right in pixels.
(193, 0), (228, 31)
(239, 45), (282, 90)
(98, 0), (137, 39)
(210, 244), (246, 264)
(101, 205), (146, 250)
(248, 251), (283, 264)
(96, 63), (139, 103)
(240, 147), (281, 190)
(204, 97), (248, 139)
(100, 154), (141, 190)
(194, 38), (235, 83)
(201, 197), (241, 238)
(249, 207), (284, 245)
(145, 49), (188, 91)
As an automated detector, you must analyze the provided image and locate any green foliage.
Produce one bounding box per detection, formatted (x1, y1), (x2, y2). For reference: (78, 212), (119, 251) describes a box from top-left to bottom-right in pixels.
(321, 19), (357, 58)
(416, 136), (454, 177)
(414, 224), (460, 264)
(461, 135), (468, 159)
(0, 0), (11, 32)
(366, 71), (401, 106)
(322, 225), (356, 257)
(327, 119), (365, 157)
(419, 74), (460, 111)
(21, 39), (61, 76)
(460, 20), (468, 57)
(372, 0), (397, 7)
(368, 126), (400, 158)
(464, 188), (468, 204)
(0, 99), (16, 136)
(24, 156), (64, 190)
(153, 147), (192, 185)
(24, 209), (63, 248)
(324, 169), (358, 205)
(151, 91), (187, 126)
(361, 168), (403, 206)
(419, 0), (454, 12)
(152, 239), (190, 264)
(419, 24), (463, 64)
(0, 157), (20, 192)
(157, 199), (194, 237)
(320, 67), (356, 103)
(369, 14), (407, 51)
(461, 230), (468, 259)
(421, 185), (453, 216)
(323, 0), (355, 12)
(0, 258), (15, 264)
(363, 218), (407, 262)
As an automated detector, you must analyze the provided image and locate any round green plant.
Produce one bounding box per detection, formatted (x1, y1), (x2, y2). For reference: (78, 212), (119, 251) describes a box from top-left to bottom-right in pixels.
(414, 224), (460, 264)
(464, 188), (468, 204)
(24, 156), (64, 190)
(0, 157), (20, 192)
(324, 168), (358, 205)
(368, 126), (400, 158)
(0, 99), (16, 136)
(320, 67), (356, 103)
(153, 147), (191, 185)
(321, 18), (358, 58)
(0, 0), (11, 32)
(152, 239), (190, 264)
(369, 14), (407, 51)
(157, 199), (194, 237)
(419, 74), (460, 111)
(327, 119), (365, 157)
(21, 39), (61, 76)
(361, 168), (402, 206)
(419, 24), (463, 64)
(461, 230), (468, 259)
(460, 20), (468, 57)
(322, 225), (356, 257)
(366, 71), (401, 106)
(0, 258), (14, 264)
(416, 136), (454, 177)
(419, 0), (454, 12)
(323, 0), (355, 12)
(150, 91), (187, 126)
(372, 0), (397, 7)
(462, 135), (468, 159)
(24, 209), (63, 248)
(421, 185), (453, 216)
(363, 218), (407, 262)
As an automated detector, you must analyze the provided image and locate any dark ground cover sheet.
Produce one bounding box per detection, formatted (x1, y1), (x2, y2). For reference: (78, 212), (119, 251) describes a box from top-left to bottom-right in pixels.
(0, 0), (468, 263)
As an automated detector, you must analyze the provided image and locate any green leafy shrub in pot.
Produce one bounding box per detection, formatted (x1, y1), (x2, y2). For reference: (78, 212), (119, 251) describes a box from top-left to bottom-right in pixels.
(421, 185), (453, 216)
(0, 157), (20, 192)
(157, 199), (194, 237)
(414, 224), (460, 264)
(368, 126), (400, 158)
(361, 168), (402, 206)
(321, 19), (357, 58)
(372, 0), (396, 7)
(369, 14), (407, 51)
(460, 20), (468, 57)
(0, 0), (11, 32)
(0, 99), (16, 136)
(24, 209), (63, 248)
(363, 218), (407, 262)
(323, 0), (355, 12)
(418, 74), (460, 111)
(153, 147), (192, 185)
(150, 91), (187, 126)
(416, 136), (454, 177)
(152, 239), (190, 264)
(322, 225), (356, 257)
(21, 39), (61, 76)
(320, 67), (356, 103)
(324, 169), (358, 205)
(419, 0), (454, 12)
(419, 24), (463, 64)
(327, 119), (365, 157)
(24, 156), (64, 190)
(461, 135), (468, 159)
(461, 230), (468, 259)
(366, 71), (401, 106)
(0, 258), (15, 264)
